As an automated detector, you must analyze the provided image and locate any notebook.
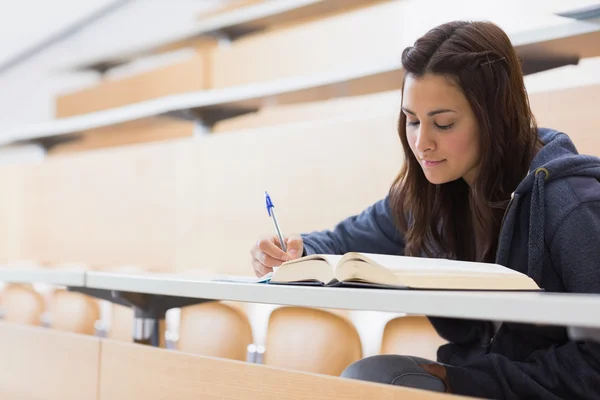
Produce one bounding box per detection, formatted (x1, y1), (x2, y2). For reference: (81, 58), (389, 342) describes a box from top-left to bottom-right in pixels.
(257, 252), (540, 291)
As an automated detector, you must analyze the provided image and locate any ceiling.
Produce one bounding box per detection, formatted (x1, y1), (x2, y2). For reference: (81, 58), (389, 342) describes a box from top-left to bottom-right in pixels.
(0, 0), (121, 67)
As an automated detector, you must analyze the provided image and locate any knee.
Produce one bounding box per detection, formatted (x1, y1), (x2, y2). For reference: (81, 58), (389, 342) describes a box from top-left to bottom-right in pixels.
(341, 355), (446, 392)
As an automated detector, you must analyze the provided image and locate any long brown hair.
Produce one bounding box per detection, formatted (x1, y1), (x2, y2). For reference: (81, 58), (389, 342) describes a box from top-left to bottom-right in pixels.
(390, 21), (540, 262)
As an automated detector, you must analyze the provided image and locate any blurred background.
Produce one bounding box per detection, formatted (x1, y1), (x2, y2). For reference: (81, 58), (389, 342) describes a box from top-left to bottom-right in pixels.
(0, 0), (599, 378)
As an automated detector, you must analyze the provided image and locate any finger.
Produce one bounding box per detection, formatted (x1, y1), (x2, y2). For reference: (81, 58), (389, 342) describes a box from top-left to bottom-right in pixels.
(257, 237), (290, 261)
(256, 249), (286, 268)
(251, 244), (286, 267)
(285, 234), (304, 259)
(252, 259), (272, 277)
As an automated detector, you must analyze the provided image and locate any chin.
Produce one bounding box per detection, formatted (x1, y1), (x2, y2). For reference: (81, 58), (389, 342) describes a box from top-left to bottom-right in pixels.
(423, 172), (457, 185)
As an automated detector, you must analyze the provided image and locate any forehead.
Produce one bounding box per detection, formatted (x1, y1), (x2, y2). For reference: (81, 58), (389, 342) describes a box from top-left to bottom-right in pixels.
(402, 74), (468, 110)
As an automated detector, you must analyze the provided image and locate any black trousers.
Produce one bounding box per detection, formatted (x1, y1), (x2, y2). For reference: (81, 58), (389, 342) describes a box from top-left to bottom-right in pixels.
(341, 355), (447, 392)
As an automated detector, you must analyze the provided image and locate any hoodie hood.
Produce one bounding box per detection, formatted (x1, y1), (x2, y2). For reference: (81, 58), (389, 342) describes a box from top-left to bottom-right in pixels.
(495, 128), (600, 284)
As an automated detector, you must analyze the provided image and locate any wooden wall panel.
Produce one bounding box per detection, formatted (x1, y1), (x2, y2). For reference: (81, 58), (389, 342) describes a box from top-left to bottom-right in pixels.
(211, 1), (410, 88)
(48, 118), (198, 156)
(213, 90), (401, 132)
(99, 339), (467, 400)
(529, 83), (600, 156)
(56, 53), (209, 118)
(0, 322), (100, 400)
(21, 141), (179, 270)
(174, 113), (402, 275)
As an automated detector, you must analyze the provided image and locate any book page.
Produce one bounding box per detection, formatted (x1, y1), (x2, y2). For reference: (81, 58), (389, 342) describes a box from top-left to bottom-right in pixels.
(280, 254), (341, 267)
(344, 252), (524, 276)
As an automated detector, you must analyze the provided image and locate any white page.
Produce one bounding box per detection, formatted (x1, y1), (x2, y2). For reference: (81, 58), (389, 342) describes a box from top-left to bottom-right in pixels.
(354, 253), (521, 275)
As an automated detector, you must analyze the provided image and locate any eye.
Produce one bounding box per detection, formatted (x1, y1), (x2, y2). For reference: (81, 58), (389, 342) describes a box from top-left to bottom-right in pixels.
(407, 120), (420, 127)
(435, 123), (454, 131)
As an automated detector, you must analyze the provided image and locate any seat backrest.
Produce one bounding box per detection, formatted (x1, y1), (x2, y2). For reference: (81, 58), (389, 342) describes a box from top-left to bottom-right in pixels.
(177, 301), (253, 361)
(263, 306), (362, 376)
(380, 315), (447, 361)
(1, 284), (45, 326)
(49, 289), (101, 335)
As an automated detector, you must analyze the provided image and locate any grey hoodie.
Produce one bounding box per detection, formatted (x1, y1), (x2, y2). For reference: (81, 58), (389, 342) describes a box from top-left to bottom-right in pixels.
(301, 128), (600, 399)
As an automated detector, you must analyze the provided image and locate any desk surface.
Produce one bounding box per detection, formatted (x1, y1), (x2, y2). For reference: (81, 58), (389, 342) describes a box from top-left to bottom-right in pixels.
(2, 267), (599, 328)
(85, 271), (600, 329)
(0, 267), (86, 287)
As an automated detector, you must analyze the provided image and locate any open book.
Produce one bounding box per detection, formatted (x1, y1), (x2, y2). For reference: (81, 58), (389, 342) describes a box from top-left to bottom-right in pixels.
(263, 252), (540, 291)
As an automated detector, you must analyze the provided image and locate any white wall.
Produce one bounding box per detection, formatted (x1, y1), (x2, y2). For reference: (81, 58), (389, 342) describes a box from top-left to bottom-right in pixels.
(0, 0), (225, 128)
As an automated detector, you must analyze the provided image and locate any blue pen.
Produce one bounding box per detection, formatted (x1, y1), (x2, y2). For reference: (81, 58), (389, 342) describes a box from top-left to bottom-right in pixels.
(265, 191), (287, 253)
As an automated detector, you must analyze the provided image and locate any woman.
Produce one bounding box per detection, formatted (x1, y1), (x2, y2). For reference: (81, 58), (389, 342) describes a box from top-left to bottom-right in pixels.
(250, 21), (600, 399)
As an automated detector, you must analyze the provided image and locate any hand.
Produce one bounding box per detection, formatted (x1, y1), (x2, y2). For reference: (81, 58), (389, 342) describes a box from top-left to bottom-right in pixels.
(419, 363), (452, 393)
(251, 234), (304, 277)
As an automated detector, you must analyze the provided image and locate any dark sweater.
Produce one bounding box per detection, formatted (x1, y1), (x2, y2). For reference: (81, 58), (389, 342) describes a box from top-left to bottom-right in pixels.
(301, 128), (600, 399)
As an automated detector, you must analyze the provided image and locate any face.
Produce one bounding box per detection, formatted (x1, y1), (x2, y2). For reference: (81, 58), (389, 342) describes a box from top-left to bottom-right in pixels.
(402, 73), (481, 186)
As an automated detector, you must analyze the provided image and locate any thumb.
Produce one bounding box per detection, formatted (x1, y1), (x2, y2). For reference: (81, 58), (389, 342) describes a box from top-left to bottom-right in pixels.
(285, 234), (304, 259)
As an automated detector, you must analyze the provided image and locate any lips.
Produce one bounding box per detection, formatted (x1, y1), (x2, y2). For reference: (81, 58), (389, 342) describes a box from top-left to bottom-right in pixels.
(422, 159), (446, 167)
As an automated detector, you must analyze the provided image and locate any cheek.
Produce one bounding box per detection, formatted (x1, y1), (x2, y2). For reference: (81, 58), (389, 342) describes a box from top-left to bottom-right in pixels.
(406, 130), (418, 155)
(446, 130), (479, 160)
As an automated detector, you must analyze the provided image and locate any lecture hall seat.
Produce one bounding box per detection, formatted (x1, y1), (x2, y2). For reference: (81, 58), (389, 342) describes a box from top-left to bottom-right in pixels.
(1, 284), (45, 326)
(49, 289), (101, 335)
(177, 301), (253, 361)
(263, 306), (362, 376)
(380, 315), (447, 361)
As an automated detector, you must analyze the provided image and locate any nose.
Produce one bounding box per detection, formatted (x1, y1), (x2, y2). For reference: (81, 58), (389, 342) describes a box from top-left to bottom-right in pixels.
(414, 125), (435, 154)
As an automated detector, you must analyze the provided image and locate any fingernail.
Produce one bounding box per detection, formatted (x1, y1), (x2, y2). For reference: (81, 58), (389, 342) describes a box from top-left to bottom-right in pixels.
(289, 249), (297, 258)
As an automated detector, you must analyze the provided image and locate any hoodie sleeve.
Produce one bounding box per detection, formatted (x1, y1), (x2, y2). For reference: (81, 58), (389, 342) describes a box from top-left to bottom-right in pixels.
(446, 201), (600, 399)
(300, 196), (405, 255)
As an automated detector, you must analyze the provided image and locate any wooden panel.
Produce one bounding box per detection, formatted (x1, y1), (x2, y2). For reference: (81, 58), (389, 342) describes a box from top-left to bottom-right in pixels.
(174, 112), (402, 275)
(56, 53), (209, 118)
(0, 321), (100, 400)
(529, 83), (600, 156)
(211, 1), (410, 88)
(48, 118), (197, 156)
(213, 90), (401, 132)
(22, 141), (179, 269)
(98, 339), (467, 399)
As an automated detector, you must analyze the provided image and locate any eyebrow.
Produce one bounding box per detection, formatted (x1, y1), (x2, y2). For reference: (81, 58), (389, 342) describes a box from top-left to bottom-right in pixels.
(401, 107), (457, 117)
